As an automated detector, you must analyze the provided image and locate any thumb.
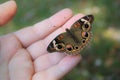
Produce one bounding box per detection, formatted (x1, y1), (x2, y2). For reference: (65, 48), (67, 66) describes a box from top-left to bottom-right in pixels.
(0, 0), (17, 26)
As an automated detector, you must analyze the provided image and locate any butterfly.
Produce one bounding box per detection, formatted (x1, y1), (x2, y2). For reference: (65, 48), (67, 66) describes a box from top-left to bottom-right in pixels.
(47, 15), (94, 55)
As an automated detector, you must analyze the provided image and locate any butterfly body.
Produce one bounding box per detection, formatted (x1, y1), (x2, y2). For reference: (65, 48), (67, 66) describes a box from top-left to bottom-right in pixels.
(47, 15), (94, 55)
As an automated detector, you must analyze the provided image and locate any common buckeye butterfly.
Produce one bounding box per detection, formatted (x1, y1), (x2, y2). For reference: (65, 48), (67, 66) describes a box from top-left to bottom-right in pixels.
(47, 15), (94, 55)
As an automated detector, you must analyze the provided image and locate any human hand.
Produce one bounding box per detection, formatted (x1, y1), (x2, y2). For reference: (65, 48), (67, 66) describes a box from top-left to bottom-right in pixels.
(0, 1), (83, 80)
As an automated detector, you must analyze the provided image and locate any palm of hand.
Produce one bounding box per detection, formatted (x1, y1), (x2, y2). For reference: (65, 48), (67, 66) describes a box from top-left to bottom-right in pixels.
(0, 1), (82, 80)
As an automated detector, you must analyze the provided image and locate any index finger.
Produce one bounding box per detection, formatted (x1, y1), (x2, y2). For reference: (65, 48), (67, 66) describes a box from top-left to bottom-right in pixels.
(14, 8), (73, 47)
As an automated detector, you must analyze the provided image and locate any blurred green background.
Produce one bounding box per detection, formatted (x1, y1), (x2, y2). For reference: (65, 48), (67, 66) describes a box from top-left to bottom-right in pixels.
(0, 0), (120, 80)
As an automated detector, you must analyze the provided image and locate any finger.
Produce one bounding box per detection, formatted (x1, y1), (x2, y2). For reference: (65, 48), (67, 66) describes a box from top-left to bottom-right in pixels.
(34, 52), (66, 72)
(44, 14), (84, 43)
(14, 8), (73, 47)
(0, 1), (17, 26)
(9, 49), (34, 80)
(46, 55), (82, 80)
(33, 55), (82, 80)
(27, 14), (84, 60)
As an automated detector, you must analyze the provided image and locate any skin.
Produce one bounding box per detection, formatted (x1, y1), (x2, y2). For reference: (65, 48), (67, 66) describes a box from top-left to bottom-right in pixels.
(0, 1), (83, 80)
